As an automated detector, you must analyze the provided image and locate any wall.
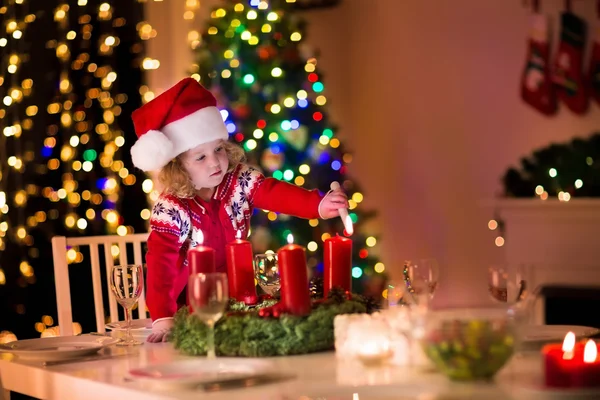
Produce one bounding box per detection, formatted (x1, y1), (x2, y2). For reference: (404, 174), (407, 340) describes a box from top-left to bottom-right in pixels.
(145, 0), (600, 307)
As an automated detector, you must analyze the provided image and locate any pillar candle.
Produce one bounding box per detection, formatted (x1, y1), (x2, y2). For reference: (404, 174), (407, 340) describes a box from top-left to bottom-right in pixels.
(187, 245), (216, 275)
(225, 235), (258, 304)
(277, 236), (311, 316)
(323, 234), (352, 298)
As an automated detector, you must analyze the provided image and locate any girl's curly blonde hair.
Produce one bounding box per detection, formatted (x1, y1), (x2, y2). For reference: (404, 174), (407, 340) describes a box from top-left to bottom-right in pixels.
(158, 140), (246, 198)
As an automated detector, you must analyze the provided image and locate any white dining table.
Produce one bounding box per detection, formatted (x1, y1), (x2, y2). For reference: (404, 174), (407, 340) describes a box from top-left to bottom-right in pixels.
(0, 342), (574, 400)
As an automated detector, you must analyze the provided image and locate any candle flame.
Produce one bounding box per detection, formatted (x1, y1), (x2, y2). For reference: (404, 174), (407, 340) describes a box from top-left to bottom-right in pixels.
(584, 339), (597, 363)
(344, 214), (354, 235)
(562, 331), (576, 352)
(195, 229), (204, 245)
(236, 230), (242, 240)
(287, 233), (294, 244)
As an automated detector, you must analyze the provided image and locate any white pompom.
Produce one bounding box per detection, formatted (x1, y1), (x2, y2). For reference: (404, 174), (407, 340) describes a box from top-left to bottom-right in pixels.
(130, 130), (174, 171)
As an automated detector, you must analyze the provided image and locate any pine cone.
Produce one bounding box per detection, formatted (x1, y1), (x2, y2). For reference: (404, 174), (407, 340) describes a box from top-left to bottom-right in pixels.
(309, 275), (324, 298)
(327, 286), (347, 304)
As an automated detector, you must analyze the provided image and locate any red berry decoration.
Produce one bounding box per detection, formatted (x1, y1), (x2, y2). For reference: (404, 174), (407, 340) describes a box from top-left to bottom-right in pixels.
(242, 293), (259, 305)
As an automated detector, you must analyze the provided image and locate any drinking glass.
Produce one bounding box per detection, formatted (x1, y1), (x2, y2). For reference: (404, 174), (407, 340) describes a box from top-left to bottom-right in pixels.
(188, 273), (229, 359)
(402, 258), (440, 303)
(254, 253), (280, 297)
(109, 264), (144, 346)
(488, 264), (529, 305)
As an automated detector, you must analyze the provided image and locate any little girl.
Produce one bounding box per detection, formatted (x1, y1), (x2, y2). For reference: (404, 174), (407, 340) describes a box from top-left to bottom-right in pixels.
(130, 78), (348, 342)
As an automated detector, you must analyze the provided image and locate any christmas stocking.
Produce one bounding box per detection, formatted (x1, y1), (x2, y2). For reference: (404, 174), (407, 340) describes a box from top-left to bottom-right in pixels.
(520, 14), (557, 115)
(552, 12), (588, 114)
(588, 26), (600, 105)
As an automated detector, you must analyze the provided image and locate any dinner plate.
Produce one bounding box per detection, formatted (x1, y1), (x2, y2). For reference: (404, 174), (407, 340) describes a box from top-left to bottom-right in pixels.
(521, 325), (599, 344)
(0, 335), (120, 361)
(128, 358), (277, 388)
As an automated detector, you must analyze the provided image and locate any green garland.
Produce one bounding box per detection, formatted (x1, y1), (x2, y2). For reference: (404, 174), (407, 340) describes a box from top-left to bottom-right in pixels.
(171, 289), (376, 357)
(503, 132), (600, 198)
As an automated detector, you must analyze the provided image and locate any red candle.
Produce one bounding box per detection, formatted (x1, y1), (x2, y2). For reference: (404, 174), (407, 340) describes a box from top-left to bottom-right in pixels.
(277, 235), (311, 316)
(187, 230), (216, 275)
(543, 332), (598, 388)
(323, 234), (352, 298)
(225, 233), (258, 304)
(571, 340), (600, 388)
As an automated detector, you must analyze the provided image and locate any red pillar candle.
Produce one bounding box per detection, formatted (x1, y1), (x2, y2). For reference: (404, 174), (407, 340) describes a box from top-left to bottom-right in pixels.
(323, 234), (352, 298)
(187, 246), (216, 275)
(571, 340), (600, 388)
(225, 233), (258, 304)
(187, 230), (216, 275)
(277, 235), (311, 316)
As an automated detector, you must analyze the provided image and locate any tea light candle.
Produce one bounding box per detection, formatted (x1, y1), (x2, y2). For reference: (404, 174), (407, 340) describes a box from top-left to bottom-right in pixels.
(356, 339), (393, 367)
(543, 331), (588, 388)
(571, 340), (600, 388)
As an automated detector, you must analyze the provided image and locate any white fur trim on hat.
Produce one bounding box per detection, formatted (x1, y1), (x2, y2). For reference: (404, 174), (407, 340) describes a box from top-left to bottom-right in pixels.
(130, 129), (175, 172)
(162, 106), (229, 156)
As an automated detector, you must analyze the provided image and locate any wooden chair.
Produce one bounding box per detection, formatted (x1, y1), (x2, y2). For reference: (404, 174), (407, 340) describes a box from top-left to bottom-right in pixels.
(51, 233), (149, 336)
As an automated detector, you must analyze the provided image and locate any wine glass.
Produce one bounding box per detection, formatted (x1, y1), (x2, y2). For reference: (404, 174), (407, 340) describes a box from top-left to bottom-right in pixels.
(488, 264), (529, 305)
(402, 259), (439, 304)
(188, 273), (229, 359)
(254, 253), (280, 297)
(109, 264), (144, 346)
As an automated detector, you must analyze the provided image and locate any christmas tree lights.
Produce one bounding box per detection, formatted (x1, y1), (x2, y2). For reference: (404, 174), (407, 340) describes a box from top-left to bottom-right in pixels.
(0, 0), (149, 339)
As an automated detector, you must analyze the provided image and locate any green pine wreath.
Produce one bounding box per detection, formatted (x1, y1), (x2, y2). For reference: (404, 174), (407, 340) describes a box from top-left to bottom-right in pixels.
(171, 288), (377, 357)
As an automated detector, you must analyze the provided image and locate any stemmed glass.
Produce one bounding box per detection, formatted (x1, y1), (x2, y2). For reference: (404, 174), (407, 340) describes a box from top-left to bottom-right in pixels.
(254, 253), (280, 297)
(488, 264), (529, 305)
(109, 264), (144, 346)
(188, 273), (229, 359)
(402, 258), (440, 305)
(487, 264), (534, 353)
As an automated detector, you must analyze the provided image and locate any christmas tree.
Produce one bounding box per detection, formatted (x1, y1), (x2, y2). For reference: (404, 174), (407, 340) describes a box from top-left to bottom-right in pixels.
(191, 0), (385, 296)
(0, 0), (148, 340)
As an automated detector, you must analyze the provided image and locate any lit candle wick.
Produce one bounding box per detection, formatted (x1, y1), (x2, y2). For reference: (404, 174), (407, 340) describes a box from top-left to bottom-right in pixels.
(562, 331), (576, 360)
(584, 339), (597, 364)
(195, 229), (204, 245)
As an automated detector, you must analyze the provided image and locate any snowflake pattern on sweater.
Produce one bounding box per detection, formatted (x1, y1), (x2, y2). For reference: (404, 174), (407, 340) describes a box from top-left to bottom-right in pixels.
(149, 164), (263, 249)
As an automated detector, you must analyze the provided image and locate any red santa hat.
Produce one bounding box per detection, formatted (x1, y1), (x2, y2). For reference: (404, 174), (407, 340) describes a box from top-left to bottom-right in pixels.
(130, 77), (228, 171)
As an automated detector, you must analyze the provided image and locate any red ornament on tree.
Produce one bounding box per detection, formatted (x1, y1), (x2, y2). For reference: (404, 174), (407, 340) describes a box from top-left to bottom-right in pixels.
(233, 103), (251, 119)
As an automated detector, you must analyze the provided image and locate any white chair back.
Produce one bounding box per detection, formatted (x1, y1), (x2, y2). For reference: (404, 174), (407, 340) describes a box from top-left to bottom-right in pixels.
(51, 233), (149, 336)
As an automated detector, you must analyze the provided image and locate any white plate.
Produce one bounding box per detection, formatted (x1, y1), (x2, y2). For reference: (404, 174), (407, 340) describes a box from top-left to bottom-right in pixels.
(522, 325), (599, 343)
(105, 318), (152, 331)
(0, 335), (120, 361)
(128, 358), (276, 389)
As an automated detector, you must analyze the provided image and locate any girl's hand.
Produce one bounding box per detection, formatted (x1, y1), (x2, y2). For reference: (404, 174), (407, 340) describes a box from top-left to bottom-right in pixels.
(318, 188), (349, 219)
(146, 319), (172, 343)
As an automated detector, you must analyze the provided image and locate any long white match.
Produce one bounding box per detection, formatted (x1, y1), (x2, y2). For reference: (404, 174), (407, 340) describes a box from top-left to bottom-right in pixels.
(330, 181), (354, 235)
